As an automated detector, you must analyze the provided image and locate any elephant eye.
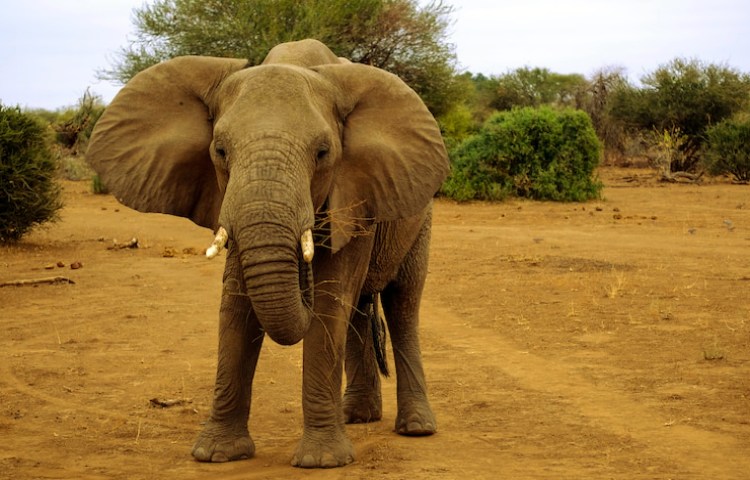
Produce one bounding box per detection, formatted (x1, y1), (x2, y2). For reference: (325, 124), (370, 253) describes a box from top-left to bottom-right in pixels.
(214, 141), (228, 164)
(316, 146), (329, 161)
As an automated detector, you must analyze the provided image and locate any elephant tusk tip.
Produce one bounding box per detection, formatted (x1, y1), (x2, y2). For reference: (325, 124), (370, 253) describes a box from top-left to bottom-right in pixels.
(206, 227), (229, 260)
(301, 229), (314, 263)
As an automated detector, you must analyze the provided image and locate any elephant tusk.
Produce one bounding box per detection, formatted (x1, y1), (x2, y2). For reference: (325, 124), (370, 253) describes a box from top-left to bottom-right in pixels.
(301, 229), (314, 263)
(206, 226), (228, 259)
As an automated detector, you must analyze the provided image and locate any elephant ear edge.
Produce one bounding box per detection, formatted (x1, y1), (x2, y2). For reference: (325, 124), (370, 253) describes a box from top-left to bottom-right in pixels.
(86, 56), (249, 230)
(312, 63), (450, 250)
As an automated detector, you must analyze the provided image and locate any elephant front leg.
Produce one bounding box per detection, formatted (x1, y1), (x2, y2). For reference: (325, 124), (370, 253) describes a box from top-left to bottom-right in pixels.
(192, 249), (264, 462)
(292, 313), (353, 468)
(292, 233), (374, 468)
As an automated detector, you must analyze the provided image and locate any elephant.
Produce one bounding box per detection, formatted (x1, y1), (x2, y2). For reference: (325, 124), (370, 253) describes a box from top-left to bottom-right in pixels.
(86, 39), (449, 468)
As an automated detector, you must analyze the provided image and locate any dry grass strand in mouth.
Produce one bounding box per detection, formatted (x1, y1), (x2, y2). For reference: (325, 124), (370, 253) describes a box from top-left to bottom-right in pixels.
(314, 201), (374, 250)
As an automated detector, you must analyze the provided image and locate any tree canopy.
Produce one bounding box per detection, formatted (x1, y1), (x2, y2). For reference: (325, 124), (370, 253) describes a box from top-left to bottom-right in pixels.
(99, 0), (459, 115)
(608, 58), (750, 170)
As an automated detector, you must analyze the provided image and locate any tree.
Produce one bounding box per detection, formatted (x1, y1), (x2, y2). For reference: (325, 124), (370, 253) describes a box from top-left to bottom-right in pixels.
(99, 0), (459, 115)
(609, 58), (750, 171)
(490, 67), (588, 111)
(578, 66), (630, 162)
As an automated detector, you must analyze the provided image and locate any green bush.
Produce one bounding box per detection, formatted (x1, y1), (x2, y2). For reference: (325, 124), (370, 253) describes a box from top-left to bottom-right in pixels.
(0, 104), (62, 242)
(443, 106), (603, 202)
(703, 117), (750, 182)
(438, 103), (477, 150)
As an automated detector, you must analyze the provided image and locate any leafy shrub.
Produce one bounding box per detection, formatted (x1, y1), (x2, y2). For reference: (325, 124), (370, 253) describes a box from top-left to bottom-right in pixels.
(438, 103), (477, 150)
(0, 104), (62, 242)
(443, 106), (603, 202)
(703, 116), (750, 182)
(53, 89), (105, 156)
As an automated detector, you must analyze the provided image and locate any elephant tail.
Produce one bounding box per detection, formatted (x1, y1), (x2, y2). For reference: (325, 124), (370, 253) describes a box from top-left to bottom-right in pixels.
(369, 294), (389, 377)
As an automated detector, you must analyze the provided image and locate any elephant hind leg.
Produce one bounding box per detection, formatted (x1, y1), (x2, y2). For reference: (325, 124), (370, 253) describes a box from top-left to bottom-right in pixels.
(381, 215), (436, 436)
(343, 294), (384, 424)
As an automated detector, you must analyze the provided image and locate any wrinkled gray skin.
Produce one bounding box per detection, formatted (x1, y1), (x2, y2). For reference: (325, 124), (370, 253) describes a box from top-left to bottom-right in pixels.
(86, 39), (449, 468)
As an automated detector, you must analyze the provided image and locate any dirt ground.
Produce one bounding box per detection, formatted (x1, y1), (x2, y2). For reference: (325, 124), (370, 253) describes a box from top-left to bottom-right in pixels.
(2, 168), (749, 479)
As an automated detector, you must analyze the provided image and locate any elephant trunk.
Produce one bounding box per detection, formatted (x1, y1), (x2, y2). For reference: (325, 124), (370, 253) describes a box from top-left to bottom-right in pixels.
(223, 147), (316, 346)
(235, 217), (313, 345)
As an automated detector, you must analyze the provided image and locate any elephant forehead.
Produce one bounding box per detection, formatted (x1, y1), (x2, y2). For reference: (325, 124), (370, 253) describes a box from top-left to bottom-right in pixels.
(215, 66), (339, 137)
(225, 64), (332, 101)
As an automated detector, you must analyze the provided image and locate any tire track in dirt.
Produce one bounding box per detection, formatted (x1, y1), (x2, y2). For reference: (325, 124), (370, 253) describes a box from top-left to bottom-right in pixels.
(0, 360), (186, 434)
(420, 301), (749, 478)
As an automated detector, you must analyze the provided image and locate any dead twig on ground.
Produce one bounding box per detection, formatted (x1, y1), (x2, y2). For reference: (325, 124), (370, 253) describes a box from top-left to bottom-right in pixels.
(660, 171), (704, 183)
(149, 397), (192, 408)
(0, 276), (75, 288)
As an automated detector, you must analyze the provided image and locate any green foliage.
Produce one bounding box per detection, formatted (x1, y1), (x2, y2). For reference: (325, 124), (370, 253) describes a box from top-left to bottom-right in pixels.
(91, 174), (109, 194)
(443, 106), (603, 202)
(703, 116), (750, 182)
(491, 67), (588, 111)
(99, 0), (458, 116)
(442, 68), (593, 151)
(452, 68), (589, 121)
(437, 103), (476, 149)
(461, 73), (500, 122)
(22, 92), (104, 183)
(0, 104), (62, 242)
(609, 58), (750, 171)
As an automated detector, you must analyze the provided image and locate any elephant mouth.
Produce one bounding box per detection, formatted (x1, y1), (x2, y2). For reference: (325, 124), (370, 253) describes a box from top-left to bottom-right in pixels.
(206, 227), (314, 263)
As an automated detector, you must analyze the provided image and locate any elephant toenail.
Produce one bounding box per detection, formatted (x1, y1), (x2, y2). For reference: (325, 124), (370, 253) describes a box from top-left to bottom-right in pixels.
(192, 447), (207, 460)
(211, 452), (229, 462)
(321, 453), (338, 467)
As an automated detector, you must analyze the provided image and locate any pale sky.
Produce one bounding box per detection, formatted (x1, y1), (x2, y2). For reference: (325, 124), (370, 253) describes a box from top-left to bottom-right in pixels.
(1, 0), (748, 110)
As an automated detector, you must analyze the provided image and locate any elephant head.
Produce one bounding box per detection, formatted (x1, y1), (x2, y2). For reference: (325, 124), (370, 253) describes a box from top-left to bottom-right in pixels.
(86, 39), (449, 346)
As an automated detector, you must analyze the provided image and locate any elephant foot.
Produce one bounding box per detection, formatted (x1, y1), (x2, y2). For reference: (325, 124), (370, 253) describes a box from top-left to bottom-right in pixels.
(343, 391), (382, 424)
(395, 400), (437, 436)
(192, 419), (255, 463)
(291, 427), (354, 468)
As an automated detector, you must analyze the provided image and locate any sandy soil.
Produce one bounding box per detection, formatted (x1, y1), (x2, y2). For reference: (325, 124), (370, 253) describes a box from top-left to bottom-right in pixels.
(2, 168), (749, 479)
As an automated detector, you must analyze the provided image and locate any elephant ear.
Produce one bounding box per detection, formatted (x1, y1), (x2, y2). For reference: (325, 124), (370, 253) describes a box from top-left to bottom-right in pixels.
(86, 56), (248, 229)
(313, 64), (450, 251)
